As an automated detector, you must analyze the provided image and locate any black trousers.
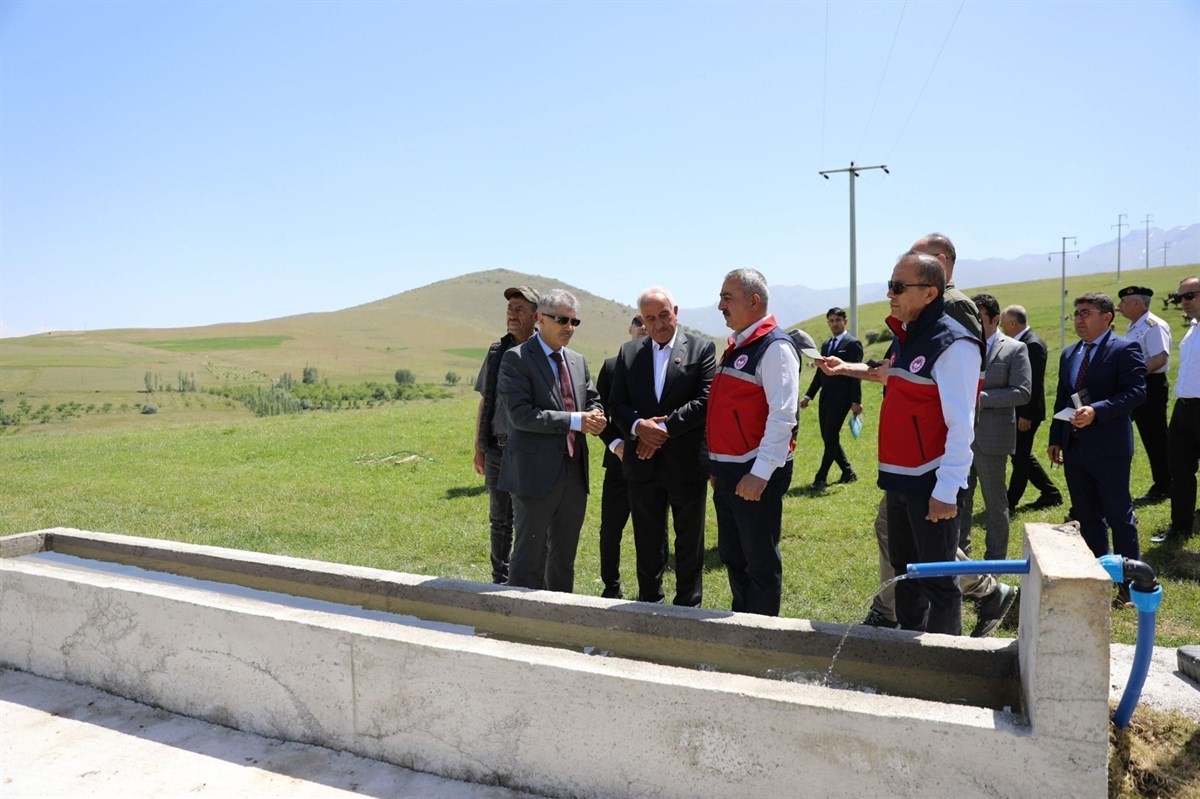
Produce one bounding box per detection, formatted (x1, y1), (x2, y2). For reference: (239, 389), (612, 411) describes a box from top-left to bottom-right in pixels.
(597, 464), (631, 593)
(1133, 373), (1172, 492)
(1007, 421), (1062, 508)
(713, 460), (793, 616)
(815, 400), (852, 479)
(483, 446), (514, 584)
(1168, 398), (1200, 533)
(628, 473), (708, 606)
(887, 488), (963, 636)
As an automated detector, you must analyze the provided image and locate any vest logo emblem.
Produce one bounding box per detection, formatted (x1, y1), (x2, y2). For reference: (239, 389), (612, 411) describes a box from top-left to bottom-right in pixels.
(734, 354), (749, 369)
(910, 355), (926, 372)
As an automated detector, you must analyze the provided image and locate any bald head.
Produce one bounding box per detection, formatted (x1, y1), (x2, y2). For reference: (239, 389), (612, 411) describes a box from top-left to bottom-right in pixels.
(912, 233), (957, 282)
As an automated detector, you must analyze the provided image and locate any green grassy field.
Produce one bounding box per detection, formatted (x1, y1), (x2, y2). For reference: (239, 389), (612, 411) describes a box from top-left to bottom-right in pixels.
(1, 387), (1196, 647)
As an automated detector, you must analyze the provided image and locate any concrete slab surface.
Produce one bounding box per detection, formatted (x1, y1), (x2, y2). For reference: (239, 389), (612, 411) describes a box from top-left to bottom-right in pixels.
(1, 645), (1195, 799)
(0, 668), (544, 799)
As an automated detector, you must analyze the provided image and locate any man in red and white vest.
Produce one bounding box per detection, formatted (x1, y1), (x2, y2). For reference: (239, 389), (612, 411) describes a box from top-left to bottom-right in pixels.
(821, 251), (983, 634)
(706, 268), (799, 616)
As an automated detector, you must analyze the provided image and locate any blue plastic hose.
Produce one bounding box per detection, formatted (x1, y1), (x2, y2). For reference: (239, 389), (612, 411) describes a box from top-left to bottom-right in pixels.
(902, 559), (1030, 578)
(905, 554), (1161, 728)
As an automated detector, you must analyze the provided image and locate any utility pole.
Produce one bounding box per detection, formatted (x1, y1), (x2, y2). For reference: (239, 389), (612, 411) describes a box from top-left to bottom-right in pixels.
(818, 161), (889, 338)
(1049, 236), (1080, 350)
(1161, 241), (1172, 267)
(1112, 213), (1127, 283)
(1143, 214), (1153, 269)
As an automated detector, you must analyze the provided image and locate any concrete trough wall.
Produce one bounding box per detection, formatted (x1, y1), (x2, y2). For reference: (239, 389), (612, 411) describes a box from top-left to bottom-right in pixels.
(0, 526), (1111, 798)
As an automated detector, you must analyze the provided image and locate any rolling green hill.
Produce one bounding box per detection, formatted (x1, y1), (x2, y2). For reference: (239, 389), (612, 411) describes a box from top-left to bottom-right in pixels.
(1, 264), (1195, 432)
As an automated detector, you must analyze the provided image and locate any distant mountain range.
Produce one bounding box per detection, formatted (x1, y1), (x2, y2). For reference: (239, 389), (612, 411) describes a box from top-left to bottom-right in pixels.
(680, 224), (1200, 336)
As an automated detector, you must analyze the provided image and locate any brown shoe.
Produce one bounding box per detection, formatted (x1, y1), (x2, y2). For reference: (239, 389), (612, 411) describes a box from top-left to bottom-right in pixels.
(1112, 585), (1134, 610)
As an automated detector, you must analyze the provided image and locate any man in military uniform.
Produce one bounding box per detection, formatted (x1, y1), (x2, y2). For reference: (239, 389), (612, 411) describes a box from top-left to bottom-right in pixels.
(474, 285), (540, 583)
(1118, 285), (1173, 502)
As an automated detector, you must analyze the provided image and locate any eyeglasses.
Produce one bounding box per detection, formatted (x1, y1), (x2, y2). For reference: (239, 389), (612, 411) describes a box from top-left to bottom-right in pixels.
(543, 314), (582, 327)
(887, 281), (934, 295)
(1072, 308), (1107, 319)
(1180, 291), (1198, 302)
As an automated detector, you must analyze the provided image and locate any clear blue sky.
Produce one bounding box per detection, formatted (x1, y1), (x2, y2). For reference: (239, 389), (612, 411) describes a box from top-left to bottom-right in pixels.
(1, 0), (1197, 337)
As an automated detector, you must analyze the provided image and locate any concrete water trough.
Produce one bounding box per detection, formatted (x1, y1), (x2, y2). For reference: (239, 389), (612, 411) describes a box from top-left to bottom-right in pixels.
(0, 524), (1113, 798)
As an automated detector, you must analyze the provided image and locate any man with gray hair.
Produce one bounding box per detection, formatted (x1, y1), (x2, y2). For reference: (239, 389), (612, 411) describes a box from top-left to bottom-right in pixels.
(1118, 285), (1173, 502)
(609, 286), (716, 606)
(498, 289), (606, 593)
(706, 268), (799, 616)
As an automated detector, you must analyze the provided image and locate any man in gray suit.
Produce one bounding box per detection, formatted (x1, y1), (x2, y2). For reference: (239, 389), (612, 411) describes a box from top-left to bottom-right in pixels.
(498, 289), (606, 593)
(964, 294), (1031, 561)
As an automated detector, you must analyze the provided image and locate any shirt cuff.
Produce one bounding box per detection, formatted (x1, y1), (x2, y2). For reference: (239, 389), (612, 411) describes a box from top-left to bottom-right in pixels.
(608, 439), (623, 454)
(749, 458), (779, 481)
(570, 412), (583, 432)
(931, 481), (960, 506)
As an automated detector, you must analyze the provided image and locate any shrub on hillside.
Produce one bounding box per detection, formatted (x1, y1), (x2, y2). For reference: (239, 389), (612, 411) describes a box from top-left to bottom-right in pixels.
(141, 404), (158, 414)
(394, 369), (416, 387)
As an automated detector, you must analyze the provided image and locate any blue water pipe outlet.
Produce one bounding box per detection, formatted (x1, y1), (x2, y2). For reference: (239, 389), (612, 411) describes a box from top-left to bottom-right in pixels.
(902, 555), (1162, 729)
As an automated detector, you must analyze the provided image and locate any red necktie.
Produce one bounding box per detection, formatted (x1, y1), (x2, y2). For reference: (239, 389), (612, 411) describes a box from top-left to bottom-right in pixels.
(1074, 343), (1094, 391)
(550, 351), (578, 458)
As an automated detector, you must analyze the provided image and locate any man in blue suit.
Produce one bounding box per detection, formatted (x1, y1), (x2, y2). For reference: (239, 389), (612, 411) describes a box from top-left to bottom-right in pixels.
(1048, 292), (1146, 607)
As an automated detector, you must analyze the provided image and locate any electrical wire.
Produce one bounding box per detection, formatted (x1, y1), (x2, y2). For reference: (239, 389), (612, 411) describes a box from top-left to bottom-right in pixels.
(884, 0), (966, 163)
(855, 1), (907, 160)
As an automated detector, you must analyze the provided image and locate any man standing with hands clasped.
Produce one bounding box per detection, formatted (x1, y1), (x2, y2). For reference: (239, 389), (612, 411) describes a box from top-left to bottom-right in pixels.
(498, 289), (606, 594)
(706, 268), (799, 616)
(821, 251), (983, 635)
(1118, 285), (1173, 502)
(609, 287), (716, 607)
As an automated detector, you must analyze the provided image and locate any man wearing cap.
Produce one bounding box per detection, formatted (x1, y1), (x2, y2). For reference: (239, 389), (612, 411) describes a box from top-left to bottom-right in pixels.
(498, 288), (606, 593)
(594, 314), (649, 599)
(609, 287), (716, 607)
(800, 307), (863, 489)
(1153, 275), (1200, 545)
(473, 285), (539, 583)
(1118, 285), (1173, 502)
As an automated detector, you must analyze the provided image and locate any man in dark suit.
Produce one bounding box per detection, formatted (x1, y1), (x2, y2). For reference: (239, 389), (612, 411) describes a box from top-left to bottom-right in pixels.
(1049, 292), (1146, 607)
(594, 315), (648, 599)
(609, 287), (717, 606)
(800, 307), (862, 489)
(498, 289), (605, 593)
(1001, 305), (1063, 512)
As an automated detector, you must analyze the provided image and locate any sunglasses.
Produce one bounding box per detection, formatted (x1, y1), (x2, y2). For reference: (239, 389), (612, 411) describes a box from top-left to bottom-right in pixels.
(1180, 291), (1198, 302)
(543, 314), (582, 327)
(887, 281), (934, 295)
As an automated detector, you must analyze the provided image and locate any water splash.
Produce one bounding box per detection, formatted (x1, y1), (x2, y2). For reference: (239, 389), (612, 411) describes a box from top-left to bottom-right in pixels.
(822, 574), (910, 687)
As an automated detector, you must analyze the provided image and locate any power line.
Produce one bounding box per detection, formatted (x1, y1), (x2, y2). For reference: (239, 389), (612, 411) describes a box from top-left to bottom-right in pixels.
(1048, 236), (1080, 350)
(1143, 214), (1154, 269)
(1112, 213), (1128, 283)
(884, 0), (965, 163)
(855, 1), (907, 159)
(819, 0), (830, 168)
(1161, 241), (1172, 267)
(818, 161), (890, 338)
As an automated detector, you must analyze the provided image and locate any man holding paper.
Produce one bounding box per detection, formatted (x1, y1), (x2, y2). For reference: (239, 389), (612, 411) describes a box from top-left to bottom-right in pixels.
(1048, 292), (1146, 608)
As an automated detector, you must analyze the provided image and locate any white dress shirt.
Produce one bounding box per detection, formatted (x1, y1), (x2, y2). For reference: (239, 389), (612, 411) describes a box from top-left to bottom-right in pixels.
(1177, 319), (1199, 399)
(536, 333), (583, 432)
(733, 316), (800, 481)
(1126, 311), (1172, 374)
(928, 338), (980, 505)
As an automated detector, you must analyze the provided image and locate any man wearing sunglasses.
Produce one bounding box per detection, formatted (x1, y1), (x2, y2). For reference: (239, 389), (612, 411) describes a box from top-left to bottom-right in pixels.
(821, 251), (984, 635)
(497, 289), (606, 593)
(1048, 293), (1146, 608)
(1155, 276), (1200, 545)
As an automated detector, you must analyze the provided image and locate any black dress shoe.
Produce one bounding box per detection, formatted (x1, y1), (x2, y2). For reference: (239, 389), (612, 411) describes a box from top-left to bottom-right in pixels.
(601, 586), (624, 599)
(811, 477), (828, 491)
(1136, 488), (1170, 503)
(837, 470), (858, 484)
(1028, 494), (1063, 510)
(1150, 527), (1193, 544)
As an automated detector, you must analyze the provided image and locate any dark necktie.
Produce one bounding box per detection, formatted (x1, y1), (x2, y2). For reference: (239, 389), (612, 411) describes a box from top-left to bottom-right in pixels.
(824, 337), (834, 356)
(1074, 343), (1094, 391)
(550, 350), (578, 458)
